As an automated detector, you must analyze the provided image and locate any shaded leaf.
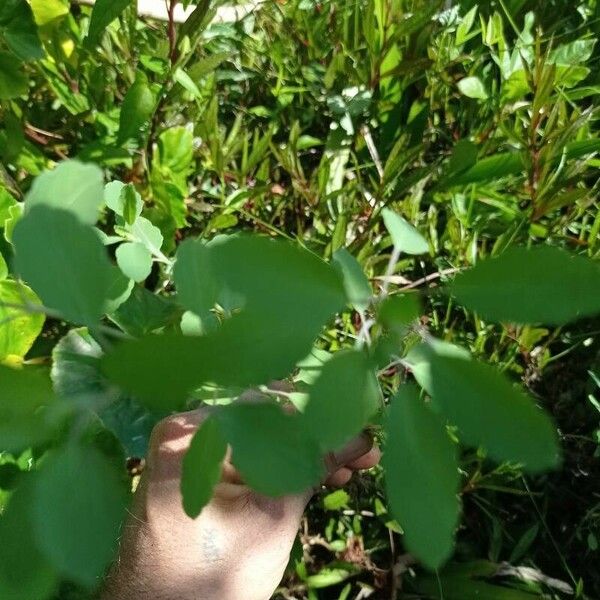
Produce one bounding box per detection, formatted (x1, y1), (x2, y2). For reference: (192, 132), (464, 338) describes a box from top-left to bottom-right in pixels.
(32, 444), (128, 586)
(303, 350), (380, 451)
(0, 477), (58, 600)
(383, 384), (459, 570)
(117, 73), (155, 145)
(216, 403), (323, 496)
(181, 416), (227, 518)
(0, 52), (27, 99)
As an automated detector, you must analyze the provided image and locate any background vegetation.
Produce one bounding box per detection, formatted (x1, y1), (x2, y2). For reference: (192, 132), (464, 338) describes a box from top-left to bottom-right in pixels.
(1, 0), (600, 598)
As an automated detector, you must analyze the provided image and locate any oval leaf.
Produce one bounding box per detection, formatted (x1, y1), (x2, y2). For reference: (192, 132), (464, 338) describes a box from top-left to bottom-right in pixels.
(382, 209), (429, 255)
(303, 350), (380, 451)
(181, 416), (227, 518)
(25, 160), (105, 226)
(13, 206), (113, 325)
(383, 384), (460, 570)
(450, 246), (600, 325)
(428, 354), (560, 472)
(31, 444), (128, 586)
(116, 242), (152, 282)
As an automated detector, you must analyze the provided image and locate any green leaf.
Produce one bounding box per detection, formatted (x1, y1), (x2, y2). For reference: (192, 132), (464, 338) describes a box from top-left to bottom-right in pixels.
(382, 209), (429, 255)
(323, 489), (350, 510)
(116, 242), (152, 282)
(181, 416), (227, 518)
(25, 160), (105, 225)
(109, 285), (180, 337)
(0, 52), (28, 99)
(404, 340), (471, 394)
(0, 280), (45, 360)
(216, 403), (323, 496)
(0, 364), (57, 453)
(384, 384), (459, 569)
(86, 0), (133, 48)
(0, 0), (44, 61)
(450, 246), (600, 325)
(105, 266), (134, 314)
(52, 329), (157, 457)
(303, 350), (380, 451)
(332, 248), (372, 311)
(13, 206), (112, 325)
(377, 294), (421, 330)
(0, 477), (58, 600)
(428, 355), (560, 472)
(105, 181), (143, 223)
(173, 238), (217, 316)
(128, 216), (164, 256)
(31, 444), (128, 586)
(29, 0), (69, 26)
(117, 72), (155, 145)
(105, 236), (345, 405)
(458, 76), (488, 100)
(0, 253), (7, 279)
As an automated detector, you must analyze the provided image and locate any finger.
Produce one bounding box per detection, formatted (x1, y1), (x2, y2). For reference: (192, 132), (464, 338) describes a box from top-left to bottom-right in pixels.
(346, 446), (381, 471)
(324, 467), (353, 487)
(324, 432), (373, 474)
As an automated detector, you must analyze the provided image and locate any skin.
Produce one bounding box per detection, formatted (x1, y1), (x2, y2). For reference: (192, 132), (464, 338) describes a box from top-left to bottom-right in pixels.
(102, 407), (381, 600)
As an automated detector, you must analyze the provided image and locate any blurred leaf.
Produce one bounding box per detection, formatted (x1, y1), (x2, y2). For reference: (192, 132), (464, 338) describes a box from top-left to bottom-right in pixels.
(332, 248), (372, 311)
(32, 443), (128, 586)
(110, 285), (180, 337)
(450, 246), (600, 324)
(0, 364), (57, 453)
(181, 416), (227, 518)
(0, 0), (43, 61)
(29, 0), (69, 26)
(377, 294), (421, 330)
(458, 76), (488, 100)
(0, 477), (58, 600)
(0, 280), (45, 360)
(307, 566), (357, 589)
(384, 384), (459, 570)
(429, 355), (560, 472)
(0, 52), (27, 99)
(323, 489), (350, 510)
(25, 160), (105, 225)
(382, 209), (429, 255)
(217, 403), (323, 496)
(13, 206), (112, 325)
(173, 238), (217, 316)
(116, 242), (152, 282)
(304, 350), (379, 451)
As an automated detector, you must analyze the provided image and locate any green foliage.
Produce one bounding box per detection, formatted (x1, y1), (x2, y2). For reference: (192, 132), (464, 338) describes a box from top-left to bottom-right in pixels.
(383, 384), (460, 570)
(181, 416), (227, 518)
(450, 246), (600, 324)
(1, 0), (600, 596)
(13, 206), (112, 325)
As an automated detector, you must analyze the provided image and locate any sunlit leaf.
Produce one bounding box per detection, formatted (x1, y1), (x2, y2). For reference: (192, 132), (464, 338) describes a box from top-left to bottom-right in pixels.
(450, 246), (600, 325)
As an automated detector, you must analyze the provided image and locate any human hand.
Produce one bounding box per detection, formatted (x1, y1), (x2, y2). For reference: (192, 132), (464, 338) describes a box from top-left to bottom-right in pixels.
(102, 406), (380, 600)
